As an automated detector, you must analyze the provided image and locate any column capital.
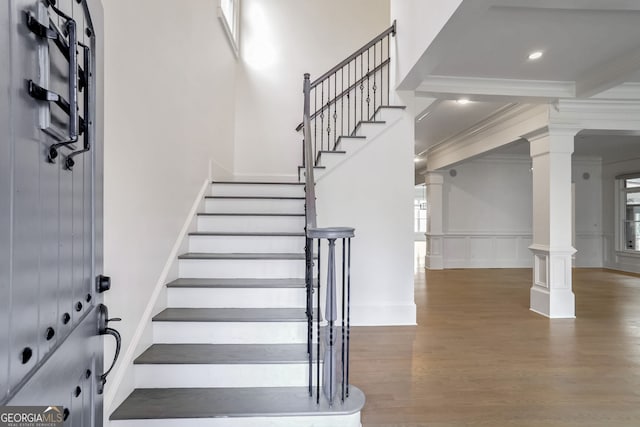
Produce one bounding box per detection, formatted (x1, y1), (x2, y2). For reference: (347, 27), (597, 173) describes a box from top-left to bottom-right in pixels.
(424, 171), (444, 185)
(521, 125), (580, 144)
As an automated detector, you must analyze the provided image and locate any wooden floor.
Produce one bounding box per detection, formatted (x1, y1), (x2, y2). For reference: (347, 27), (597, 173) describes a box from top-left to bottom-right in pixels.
(351, 246), (640, 426)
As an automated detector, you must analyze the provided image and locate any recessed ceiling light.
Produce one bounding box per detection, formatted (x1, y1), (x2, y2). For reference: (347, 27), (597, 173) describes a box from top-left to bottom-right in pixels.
(528, 51), (543, 60)
(414, 157), (422, 163)
(456, 98), (470, 105)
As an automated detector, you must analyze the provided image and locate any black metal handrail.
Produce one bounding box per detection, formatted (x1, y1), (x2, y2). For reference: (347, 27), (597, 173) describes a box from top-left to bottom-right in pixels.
(299, 21), (396, 406)
(298, 21), (396, 168)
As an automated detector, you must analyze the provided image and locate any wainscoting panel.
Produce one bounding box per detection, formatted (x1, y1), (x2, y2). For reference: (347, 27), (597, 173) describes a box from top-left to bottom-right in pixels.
(442, 233), (533, 269)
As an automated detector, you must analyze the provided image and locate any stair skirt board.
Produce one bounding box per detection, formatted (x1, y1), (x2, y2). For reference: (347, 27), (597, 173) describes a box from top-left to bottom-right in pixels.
(211, 183), (304, 198)
(167, 287), (307, 308)
(204, 198), (305, 214)
(110, 387), (365, 427)
(196, 215), (305, 233)
(188, 234), (305, 253)
(153, 322), (308, 344)
(178, 258), (306, 279)
(134, 363), (321, 388)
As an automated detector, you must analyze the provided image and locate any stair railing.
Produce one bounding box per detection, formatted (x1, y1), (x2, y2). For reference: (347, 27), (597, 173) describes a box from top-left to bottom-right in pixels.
(297, 21), (396, 168)
(301, 21), (397, 406)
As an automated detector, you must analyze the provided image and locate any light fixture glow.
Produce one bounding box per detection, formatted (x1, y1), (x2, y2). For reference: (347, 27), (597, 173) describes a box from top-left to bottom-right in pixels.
(528, 51), (543, 60)
(414, 157), (422, 163)
(456, 98), (470, 105)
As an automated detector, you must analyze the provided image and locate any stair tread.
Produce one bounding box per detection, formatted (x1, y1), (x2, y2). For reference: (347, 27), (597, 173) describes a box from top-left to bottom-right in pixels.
(189, 231), (305, 237)
(167, 278), (307, 288)
(198, 212), (304, 216)
(110, 386), (365, 420)
(206, 196), (305, 200)
(134, 343), (311, 365)
(153, 307), (307, 322)
(178, 252), (306, 260)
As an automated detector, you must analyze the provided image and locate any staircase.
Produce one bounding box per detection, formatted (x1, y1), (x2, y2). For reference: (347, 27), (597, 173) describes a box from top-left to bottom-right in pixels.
(109, 181), (365, 427)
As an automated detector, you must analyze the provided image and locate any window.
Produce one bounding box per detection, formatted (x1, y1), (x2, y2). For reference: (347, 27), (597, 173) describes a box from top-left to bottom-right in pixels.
(620, 175), (640, 252)
(218, 0), (239, 56)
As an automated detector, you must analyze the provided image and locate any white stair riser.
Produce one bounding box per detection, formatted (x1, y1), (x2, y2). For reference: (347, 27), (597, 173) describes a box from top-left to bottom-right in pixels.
(179, 259), (305, 279)
(197, 216), (305, 233)
(134, 363), (320, 388)
(317, 153), (344, 169)
(205, 198), (305, 214)
(300, 169), (326, 182)
(153, 322), (307, 344)
(188, 235), (305, 253)
(334, 138), (363, 153)
(373, 107), (404, 122)
(167, 288), (307, 308)
(109, 413), (361, 427)
(211, 184), (304, 198)
(353, 122), (387, 140)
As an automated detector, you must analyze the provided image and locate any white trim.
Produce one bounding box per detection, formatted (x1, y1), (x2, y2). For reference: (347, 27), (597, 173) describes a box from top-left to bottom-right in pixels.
(217, 0), (240, 58)
(426, 104), (550, 171)
(416, 75), (575, 100)
(104, 178), (210, 415)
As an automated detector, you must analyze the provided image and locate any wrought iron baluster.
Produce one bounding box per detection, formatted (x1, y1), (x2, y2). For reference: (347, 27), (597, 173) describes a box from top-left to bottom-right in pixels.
(360, 54), (364, 123)
(366, 48), (371, 119)
(347, 61), (351, 136)
(373, 42), (377, 113)
(386, 34), (390, 106)
(314, 88), (318, 162)
(341, 237), (346, 402)
(320, 82), (324, 162)
(333, 72), (338, 150)
(326, 78), (331, 151)
(346, 237), (351, 397)
(316, 238), (321, 404)
(341, 68), (344, 139)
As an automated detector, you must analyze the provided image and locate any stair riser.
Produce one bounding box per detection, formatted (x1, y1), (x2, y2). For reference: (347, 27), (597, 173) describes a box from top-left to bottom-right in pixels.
(153, 322), (308, 344)
(334, 138), (362, 153)
(167, 288), (307, 308)
(179, 259), (305, 279)
(317, 153), (345, 169)
(353, 122), (387, 140)
(188, 235), (305, 253)
(211, 184), (304, 198)
(373, 107), (404, 122)
(134, 363), (321, 388)
(110, 413), (361, 427)
(197, 216), (305, 233)
(205, 199), (305, 214)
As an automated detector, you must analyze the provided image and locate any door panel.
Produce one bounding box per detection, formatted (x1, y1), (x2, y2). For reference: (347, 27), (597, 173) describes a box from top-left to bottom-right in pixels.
(2, 1), (104, 426)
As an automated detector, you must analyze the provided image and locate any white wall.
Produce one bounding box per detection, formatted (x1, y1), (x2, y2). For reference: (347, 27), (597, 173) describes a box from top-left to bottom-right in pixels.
(233, 0), (390, 179)
(390, 0), (463, 89)
(441, 156), (533, 268)
(603, 157), (640, 274)
(436, 155), (603, 268)
(316, 111), (416, 325)
(572, 159), (603, 268)
(102, 0), (237, 413)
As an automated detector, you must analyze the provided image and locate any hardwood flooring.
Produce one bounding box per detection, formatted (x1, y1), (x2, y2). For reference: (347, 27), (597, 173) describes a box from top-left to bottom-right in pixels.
(351, 248), (640, 426)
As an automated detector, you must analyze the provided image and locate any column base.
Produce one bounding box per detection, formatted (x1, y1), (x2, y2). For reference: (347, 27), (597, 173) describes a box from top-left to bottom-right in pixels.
(426, 235), (443, 270)
(530, 286), (575, 318)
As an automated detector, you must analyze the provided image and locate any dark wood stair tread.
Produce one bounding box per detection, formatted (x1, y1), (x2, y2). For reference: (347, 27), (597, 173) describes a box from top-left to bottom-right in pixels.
(152, 307), (307, 323)
(110, 386), (365, 420)
(134, 343), (311, 365)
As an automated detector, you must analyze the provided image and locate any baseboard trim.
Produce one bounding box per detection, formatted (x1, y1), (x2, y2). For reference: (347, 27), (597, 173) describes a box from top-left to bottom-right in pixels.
(350, 303), (417, 326)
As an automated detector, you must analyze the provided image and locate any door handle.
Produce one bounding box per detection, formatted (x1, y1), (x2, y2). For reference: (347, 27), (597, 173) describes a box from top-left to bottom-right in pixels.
(97, 304), (122, 395)
(47, 17), (79, 162)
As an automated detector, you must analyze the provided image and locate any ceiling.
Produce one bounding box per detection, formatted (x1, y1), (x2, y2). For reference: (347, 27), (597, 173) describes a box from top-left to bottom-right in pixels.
(409, 0), (640, 170)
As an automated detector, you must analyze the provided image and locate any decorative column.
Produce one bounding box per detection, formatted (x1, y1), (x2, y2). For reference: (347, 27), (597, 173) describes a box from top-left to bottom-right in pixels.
(425, 172), (444, 270)
(527, 128), (577, 318)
